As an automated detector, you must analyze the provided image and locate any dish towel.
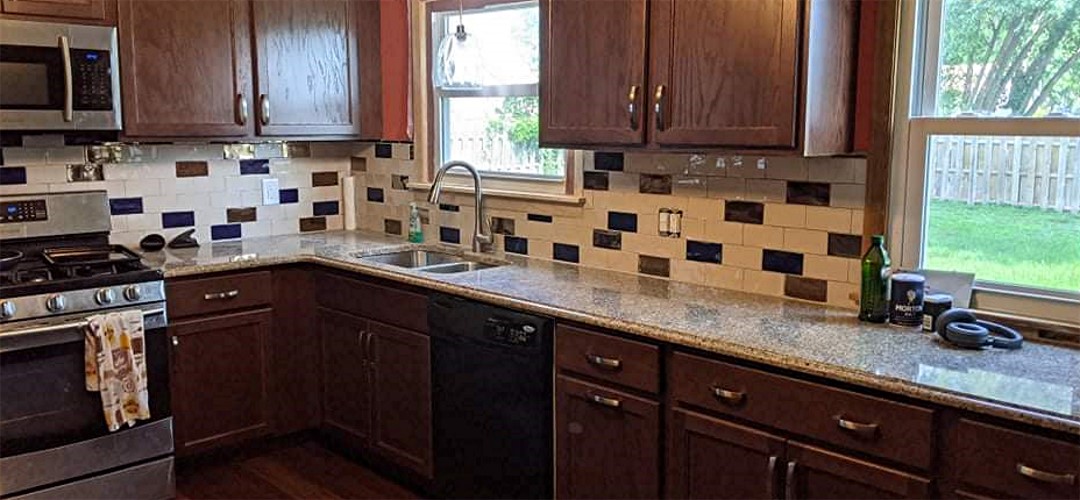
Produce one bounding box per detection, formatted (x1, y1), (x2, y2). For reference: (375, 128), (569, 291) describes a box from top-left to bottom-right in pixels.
(85, 310), (151, 432)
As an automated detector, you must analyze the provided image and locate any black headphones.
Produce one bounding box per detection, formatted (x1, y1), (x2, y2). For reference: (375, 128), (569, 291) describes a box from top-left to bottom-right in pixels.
(936, 308), (1023, 350)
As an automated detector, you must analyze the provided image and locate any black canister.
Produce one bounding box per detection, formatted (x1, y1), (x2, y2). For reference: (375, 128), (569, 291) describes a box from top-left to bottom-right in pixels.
(922, 293), (953, 332)
(889, 273), (925, 327)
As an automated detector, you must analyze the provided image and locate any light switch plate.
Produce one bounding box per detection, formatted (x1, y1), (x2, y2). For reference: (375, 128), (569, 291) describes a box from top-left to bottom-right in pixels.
(262, 178), (280, 205)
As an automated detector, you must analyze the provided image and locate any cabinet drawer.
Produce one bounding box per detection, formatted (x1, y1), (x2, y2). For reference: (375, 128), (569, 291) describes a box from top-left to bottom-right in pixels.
(556, 324), (660, 393)
(670, 351), (934, 469)
(167, 271), (272, 319)
(315, 273), (427, 334)
(954, 419), (1079, 499)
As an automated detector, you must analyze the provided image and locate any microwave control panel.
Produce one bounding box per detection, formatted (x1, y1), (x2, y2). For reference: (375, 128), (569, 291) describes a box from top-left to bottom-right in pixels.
(1, 199), (47, 223)
(72, 49), (113, 111)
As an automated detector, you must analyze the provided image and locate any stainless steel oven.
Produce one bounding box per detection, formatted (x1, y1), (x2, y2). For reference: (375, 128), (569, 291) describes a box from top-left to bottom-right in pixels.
(0, 20), (120, 131)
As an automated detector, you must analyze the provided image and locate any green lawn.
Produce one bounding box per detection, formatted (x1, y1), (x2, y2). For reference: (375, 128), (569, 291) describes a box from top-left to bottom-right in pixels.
(924, 201), (1080, 292)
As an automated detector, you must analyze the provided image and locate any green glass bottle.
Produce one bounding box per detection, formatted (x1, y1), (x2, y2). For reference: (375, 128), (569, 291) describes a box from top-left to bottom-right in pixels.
(858, 235), (891, 323)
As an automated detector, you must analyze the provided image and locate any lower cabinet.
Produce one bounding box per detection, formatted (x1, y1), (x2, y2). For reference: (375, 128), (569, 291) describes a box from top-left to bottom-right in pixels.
(556, 374), (660, 499)
(169, 309), (272, 456)
(785, 441), (931, 499)
(320, 307), (372, 446)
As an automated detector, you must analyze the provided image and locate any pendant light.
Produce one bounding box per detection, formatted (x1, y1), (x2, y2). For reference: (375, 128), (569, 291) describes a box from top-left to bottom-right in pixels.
(433, 0), (484, 89)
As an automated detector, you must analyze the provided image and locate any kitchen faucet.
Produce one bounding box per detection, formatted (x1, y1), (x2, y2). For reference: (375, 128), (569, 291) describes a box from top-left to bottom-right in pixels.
(427, 160), (492, 253)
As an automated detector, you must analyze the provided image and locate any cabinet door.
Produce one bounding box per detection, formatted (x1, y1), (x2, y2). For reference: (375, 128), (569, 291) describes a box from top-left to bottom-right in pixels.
(369, 321), (433, 479)
(539, 0), (647, 146)
(1, 0), (113, 22)
(251, 0), (360, 136)
(785, 441), (932, 499)
(118, 0), (252, 137)
(319, 308), (371, 449)
(169, 309), (272, 456)
(648, 0), (800, 148)
(556, 375), (660, 499)
(667, 409), (785, 499)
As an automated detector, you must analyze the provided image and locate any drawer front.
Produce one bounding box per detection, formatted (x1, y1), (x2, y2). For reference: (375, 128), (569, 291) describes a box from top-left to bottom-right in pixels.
(954, 419), (1080, 499)
(315, 272), (428, 334)
(167, 271), (272, 319)
(670, 351), (935, 469)
(556, 324), (660, 393)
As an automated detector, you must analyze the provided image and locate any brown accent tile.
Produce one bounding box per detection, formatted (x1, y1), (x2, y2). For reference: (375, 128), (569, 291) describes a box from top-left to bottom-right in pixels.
(638, 255), (671, 278)
(491, 216), (515, 235)
(828, 233), (863, 258)
(226, 207), (257, 223)
(583, 171), (609, 190)
(786, 181), (831, 206)
(175, 161), (209, 178)
(286, 142), (311, 158)
(784, 275), (828, 302)
(384, 219), (403, 235)
(592, 229), (621, 250)
(639, 174), (673, 195)
(350, 157), (367, 173)
(725, 201), (765, 224)
(391, 174), (409, 190)
(299, 217), (327, 232)
(312, 171), (339, 187)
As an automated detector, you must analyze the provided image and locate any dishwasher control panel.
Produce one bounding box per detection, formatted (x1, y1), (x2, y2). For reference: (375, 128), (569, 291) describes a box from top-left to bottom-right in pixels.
(485, 316), (539, 346)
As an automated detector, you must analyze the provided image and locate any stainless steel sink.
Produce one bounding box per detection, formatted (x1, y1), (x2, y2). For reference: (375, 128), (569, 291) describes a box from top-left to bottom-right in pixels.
(357, 250), (502, 274)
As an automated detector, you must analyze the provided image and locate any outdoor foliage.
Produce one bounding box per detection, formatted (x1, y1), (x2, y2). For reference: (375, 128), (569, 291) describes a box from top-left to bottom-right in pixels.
(937, 0), (1080, 116)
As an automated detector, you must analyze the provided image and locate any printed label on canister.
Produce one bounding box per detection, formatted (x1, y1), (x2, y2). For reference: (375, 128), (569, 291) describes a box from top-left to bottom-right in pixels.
(890, 273), (925, 327)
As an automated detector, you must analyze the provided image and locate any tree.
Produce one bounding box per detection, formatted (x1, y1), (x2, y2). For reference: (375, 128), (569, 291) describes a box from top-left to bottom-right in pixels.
(938, 0), (1080, 116)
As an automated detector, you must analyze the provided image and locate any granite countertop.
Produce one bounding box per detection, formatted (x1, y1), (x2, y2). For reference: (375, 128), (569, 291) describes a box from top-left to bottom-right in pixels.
(143, 230), (1080, 435)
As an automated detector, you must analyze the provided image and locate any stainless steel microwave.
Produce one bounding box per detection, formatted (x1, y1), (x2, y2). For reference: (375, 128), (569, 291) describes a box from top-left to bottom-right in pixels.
(0, 20), (121, 131)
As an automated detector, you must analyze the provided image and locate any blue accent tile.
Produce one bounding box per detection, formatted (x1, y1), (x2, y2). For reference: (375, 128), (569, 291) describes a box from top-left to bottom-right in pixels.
(686, 240), (723, 264)
(504, 236), (529, 255)
(375, 143), (393, 158)
(593, 152), (624, 171)
(239, 159), (270, 175)
(607, 211), (638, 233)
(762, 249), (804, 275)
(279, 188), (299, 204)
(527, 213), (553, 223)
(553, 243), (580, 263)
(0, 167), (27, 185)
(367, 187), (384, 203)
(161, 211), (195, 229)
(313, 200), (340, 216)
(109, 197), (143, 215)
(439, 226), (461, 244)
(211, 223), (242, 241)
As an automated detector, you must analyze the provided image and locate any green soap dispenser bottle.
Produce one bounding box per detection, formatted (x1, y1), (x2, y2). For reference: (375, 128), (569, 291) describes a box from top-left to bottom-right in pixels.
(408, 202), (423, 243)
(858, 235), (891, 323)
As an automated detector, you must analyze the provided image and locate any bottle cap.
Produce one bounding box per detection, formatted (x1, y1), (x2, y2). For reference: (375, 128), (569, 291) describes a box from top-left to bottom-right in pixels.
(871, 235), (885, 244)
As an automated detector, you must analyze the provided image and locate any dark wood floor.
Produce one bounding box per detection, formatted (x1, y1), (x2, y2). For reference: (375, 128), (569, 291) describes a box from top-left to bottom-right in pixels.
(176, 440), (421, 499)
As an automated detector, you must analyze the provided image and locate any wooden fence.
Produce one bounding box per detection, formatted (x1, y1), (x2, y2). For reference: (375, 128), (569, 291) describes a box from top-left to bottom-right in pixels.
(928, 135), (1080, 212)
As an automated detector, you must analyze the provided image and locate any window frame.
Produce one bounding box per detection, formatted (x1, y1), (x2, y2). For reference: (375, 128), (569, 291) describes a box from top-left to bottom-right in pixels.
(425, 0), (577, 196)
(890, 0), (1080, 324)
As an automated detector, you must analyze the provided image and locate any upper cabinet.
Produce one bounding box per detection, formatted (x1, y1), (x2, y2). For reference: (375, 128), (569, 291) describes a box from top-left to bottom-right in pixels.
(1, 0), (116, 24)
(539, 0), (859, 155)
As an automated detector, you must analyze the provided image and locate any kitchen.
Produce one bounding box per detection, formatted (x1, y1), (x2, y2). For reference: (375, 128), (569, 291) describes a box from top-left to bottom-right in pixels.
(0, 0), (1078, 499)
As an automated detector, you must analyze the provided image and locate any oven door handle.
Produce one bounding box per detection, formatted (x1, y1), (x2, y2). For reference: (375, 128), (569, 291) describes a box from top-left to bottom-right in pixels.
(0, 308), (166, 353)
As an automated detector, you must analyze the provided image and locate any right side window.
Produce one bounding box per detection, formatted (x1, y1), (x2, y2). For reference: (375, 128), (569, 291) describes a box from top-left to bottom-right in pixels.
(897, 0), (1080, 303)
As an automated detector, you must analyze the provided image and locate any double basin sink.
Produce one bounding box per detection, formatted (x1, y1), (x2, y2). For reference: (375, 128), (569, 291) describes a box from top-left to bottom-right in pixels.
(357, 249), (502, 274)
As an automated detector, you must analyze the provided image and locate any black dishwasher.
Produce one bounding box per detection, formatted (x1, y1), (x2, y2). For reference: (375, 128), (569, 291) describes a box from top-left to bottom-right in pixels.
(429, 293), (553, 499)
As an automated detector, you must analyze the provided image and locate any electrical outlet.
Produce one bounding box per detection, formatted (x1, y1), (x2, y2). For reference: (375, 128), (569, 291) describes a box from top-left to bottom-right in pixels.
(262, 178), (280, 205)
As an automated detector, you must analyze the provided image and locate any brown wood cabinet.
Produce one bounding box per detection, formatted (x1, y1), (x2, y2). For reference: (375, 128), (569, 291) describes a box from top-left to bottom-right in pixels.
(169, 309), (272, 456)
(539, 0), (858, 154)
(369, 321), (433, 479)
(320, 307), (372, 448)
(1, 0), (115, 24)
(785, 441), (932, 499)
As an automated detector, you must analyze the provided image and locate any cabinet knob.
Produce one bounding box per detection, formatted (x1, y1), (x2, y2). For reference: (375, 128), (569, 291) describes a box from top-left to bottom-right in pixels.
(1016, 463), (1076, 485)
(586, 392), (621, 409)
(203, 290), (239, 301)
(259, 94), (271, 126)
(654, 85), (667, 131)
(627, 85), (639, 130)
(237, 94), (249, 125)
(835, 415), (879, 439)
(585, 353), (622, 370)
(171, 337), (179, 347)
(711, 386), (745, 405)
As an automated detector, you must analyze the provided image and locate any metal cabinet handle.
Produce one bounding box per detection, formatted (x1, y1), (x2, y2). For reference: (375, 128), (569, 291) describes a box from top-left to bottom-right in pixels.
(766, 456), (778, 499)
(237, 94), (249, 125)
(203, 290), (239, 301)
(835, 416), (879, 439)
(358, 330), (368, 362)
(654, 84), (666, 131)
(711, 386), (746, 405)
(585, 353), (622, 370)
(259, 94), (270, 126)
(171, 336), (179, 347)
(627, 85), (640, 130)
(1016, 463), (1076, 485)
(784, 461), (797, 500)
(58, 35), (73, 123)
(587, 392), (621, 408)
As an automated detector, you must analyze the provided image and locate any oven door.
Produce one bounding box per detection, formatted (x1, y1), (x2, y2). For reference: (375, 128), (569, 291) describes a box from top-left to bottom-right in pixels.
(0, 305), (172, 497)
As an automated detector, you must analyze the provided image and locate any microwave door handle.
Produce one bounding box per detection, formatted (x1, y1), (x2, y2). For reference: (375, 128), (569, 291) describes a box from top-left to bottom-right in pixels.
(58, 34), (73, 123)
(0, 308), (166, 353)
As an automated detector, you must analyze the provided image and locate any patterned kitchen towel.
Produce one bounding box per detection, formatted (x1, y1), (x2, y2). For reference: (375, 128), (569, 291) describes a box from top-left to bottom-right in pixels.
(85, 310), (150, 432)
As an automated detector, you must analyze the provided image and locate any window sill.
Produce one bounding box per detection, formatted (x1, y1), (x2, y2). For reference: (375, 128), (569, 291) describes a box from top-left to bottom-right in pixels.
(407, 182), (586, 206)
(970, 284), (1080, 332)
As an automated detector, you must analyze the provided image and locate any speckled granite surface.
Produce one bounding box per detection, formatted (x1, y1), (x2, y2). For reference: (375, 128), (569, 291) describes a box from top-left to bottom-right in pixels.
(144, 231), (1080, 435)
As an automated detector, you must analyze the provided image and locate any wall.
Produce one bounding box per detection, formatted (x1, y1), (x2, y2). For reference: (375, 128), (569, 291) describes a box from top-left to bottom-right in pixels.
(0, 143), (356, 247)
(352, 145), (869, 309)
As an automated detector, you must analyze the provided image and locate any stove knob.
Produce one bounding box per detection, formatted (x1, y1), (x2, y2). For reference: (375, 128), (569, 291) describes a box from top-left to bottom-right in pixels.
(123, 285), (142, 302)
(46, 294), (67, 313)
(0, 301), (15, 319)
(95, 288), (116, 305)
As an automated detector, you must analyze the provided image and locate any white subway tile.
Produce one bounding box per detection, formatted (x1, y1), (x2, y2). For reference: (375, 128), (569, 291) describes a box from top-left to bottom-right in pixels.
(704, 265), (744, 290)
(745, 178), (786, 202)
(743, 270), (785, 296)
(830, 183), (865, 209)
(783, 228), (829, 254)
(828, 281), (860, 309)
(705, 220), (743, 244)
(743, 224), (784, 248)
(805, 206), (852, 233)
(763, 203), (806, 227)
(804, 254), (851, 281)
(723, 244), (762, 270)
(763, 157), (807, 180)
